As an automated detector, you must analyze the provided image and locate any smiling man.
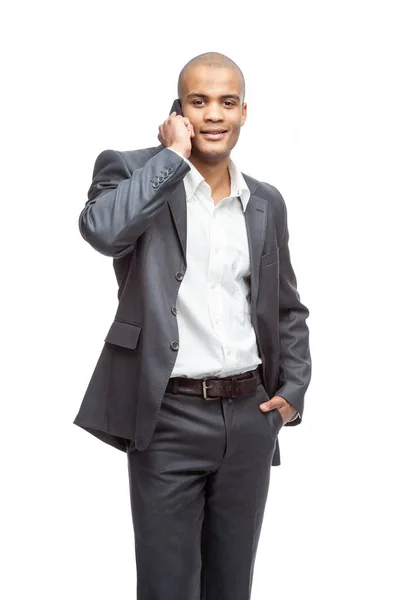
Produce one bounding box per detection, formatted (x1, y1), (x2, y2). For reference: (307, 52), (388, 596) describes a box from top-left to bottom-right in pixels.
(74, 52), (311, 600)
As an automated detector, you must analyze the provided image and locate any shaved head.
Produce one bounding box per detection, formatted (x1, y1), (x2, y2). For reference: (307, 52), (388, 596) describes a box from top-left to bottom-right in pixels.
(178, 52), (245, 102)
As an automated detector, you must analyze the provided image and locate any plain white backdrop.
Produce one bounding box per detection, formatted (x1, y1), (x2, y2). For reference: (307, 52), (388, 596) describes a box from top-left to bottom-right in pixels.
(2, 0), (398, 598)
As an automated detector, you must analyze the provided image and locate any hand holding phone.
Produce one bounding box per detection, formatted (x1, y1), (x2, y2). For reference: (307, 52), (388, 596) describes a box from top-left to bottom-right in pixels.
(157, 99), (194, 159)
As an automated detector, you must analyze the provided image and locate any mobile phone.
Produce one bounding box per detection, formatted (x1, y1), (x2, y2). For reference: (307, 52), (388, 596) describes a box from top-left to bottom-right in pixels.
(169, 98), (183, 116)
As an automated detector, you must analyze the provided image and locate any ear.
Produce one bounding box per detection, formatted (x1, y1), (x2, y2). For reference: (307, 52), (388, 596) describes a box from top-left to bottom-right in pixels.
(241, 102), (247, 126)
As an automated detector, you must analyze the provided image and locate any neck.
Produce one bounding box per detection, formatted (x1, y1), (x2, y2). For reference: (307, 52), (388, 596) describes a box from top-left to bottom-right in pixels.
(188, 152), (231, 200)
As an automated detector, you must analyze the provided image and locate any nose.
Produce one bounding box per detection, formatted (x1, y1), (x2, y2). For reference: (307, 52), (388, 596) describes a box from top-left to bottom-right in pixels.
(204, 101), (224, 122)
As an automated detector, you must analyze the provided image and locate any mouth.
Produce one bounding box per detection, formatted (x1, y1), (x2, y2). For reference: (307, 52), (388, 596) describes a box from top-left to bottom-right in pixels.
(200, 129), (228, 141)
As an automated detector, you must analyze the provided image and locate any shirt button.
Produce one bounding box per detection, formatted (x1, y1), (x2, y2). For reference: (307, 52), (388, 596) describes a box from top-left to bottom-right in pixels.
(171, 306), (177, 315)
(211, 283), (216, 289)
(170, 341), (179, 351)
(175, 272), (184, 281)
(215, 248), (219, 253)
(215, 318), (219, 324)
(227, 349), (231, 355)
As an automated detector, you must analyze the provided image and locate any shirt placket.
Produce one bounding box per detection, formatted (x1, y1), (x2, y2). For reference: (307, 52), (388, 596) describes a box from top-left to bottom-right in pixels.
(207, 200), (236, 373)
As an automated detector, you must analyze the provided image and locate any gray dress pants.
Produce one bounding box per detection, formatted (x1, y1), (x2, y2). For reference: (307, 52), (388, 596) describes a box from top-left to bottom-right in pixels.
(127, 379), (283, 600)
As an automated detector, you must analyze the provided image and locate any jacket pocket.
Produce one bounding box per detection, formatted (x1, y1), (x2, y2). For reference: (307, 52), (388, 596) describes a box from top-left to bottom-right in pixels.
(260, 247), (279, 267)
(104, 319), (142, 350)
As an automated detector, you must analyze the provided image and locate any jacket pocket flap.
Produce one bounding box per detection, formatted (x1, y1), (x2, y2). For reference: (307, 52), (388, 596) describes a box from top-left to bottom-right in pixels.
(104, 319), (142, 349)
(260, 247), (279, 266)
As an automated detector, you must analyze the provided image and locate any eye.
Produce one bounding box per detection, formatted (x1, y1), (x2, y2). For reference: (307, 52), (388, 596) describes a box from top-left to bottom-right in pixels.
(193, 100), (205, 106)
(224, 101), (235, 107)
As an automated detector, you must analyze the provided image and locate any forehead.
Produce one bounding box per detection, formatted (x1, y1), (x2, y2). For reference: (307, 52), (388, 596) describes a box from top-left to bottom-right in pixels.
(182, 65), (243, 97)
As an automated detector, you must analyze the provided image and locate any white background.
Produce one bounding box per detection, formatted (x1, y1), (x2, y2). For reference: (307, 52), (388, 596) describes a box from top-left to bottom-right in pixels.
(2, 0), (398, 598)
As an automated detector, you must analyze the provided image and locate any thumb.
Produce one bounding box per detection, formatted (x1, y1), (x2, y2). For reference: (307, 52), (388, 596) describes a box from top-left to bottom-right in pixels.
(259, 397), (281, 412)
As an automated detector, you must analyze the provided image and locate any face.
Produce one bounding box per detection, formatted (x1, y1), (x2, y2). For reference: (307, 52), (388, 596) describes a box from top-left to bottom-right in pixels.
(180, 65), (247, 162)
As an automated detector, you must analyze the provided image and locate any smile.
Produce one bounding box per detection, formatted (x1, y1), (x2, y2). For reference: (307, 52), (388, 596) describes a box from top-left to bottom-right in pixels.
(201, 131), (228, 141)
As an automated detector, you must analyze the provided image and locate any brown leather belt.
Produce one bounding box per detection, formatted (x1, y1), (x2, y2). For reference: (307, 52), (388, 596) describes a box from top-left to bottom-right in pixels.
(166, 366), (262, 400)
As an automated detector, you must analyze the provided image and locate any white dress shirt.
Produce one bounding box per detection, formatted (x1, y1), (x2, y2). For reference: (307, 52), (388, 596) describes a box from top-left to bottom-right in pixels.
(167, 148), (298, 422)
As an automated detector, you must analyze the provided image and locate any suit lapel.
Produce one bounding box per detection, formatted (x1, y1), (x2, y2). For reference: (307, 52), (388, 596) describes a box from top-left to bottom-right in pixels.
(168, 182), (188, 267)
(243, 189), (268, 307)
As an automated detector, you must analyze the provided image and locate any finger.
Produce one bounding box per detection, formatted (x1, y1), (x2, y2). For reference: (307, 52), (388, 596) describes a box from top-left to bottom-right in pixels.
(259, 399), (284, 412)
(165, 113), (176, 124)
(184, 120), (194, 138)
(169, 112), (183, 121)
(187, 123), (195, 137)
(183, 117), (193, 132)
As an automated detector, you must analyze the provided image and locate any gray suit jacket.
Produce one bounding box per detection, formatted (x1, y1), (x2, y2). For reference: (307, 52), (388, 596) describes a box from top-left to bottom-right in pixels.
(73, 144), (311, 466)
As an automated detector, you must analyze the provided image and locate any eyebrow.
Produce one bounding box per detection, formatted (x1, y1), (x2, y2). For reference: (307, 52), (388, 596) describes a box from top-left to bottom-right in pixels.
(186, 93), (241, 102)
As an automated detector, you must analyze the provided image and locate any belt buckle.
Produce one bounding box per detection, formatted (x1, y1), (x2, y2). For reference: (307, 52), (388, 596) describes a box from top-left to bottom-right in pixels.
(202, 379), (211, 399)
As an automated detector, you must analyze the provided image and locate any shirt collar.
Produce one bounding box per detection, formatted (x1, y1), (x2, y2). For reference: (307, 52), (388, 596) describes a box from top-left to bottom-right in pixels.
(182, 156), (251, 211)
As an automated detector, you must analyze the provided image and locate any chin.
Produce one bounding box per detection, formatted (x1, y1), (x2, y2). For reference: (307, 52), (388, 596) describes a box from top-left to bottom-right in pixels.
(194, 144), (230, 159)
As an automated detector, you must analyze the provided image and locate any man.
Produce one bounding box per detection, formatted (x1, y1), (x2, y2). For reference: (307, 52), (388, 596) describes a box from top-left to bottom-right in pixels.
(73, 52), (311, 600)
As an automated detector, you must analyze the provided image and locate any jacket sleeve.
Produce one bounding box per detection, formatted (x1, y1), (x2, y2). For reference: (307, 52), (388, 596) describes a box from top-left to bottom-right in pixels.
(79, 147), (191, 258)
(273, 188), (312, 426)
